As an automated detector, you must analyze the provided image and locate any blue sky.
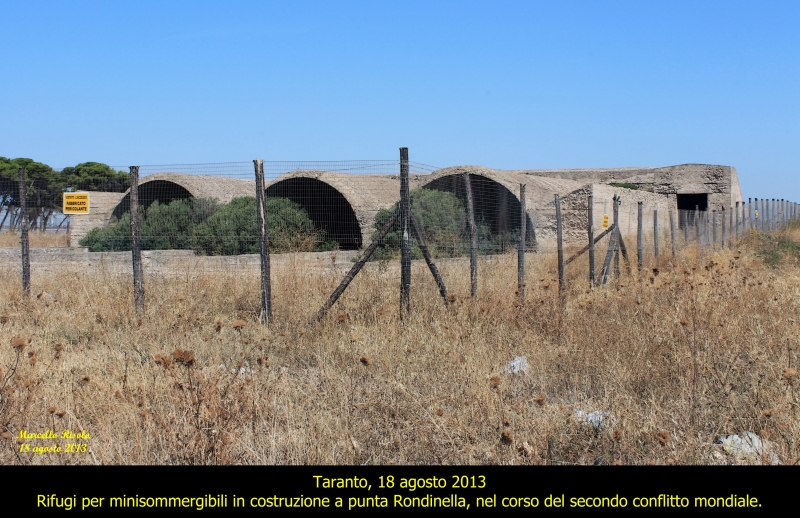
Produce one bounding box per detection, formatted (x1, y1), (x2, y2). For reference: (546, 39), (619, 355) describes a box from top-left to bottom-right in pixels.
(3, 1), (799, 200)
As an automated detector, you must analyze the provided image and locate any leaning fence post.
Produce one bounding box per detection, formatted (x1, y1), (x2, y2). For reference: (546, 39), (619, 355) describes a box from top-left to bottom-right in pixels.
(400, 148), (411, 315)
(588, 194), (595, 287)
(669, 210), (676, 259)
(637, 202), (643, 271)
(653, 208), (659, 264)
(129, 165), (145, 314)
(555, 194), (565, 293)
(253, 159), (272, 324)
(464, 172), (478, 298)
(410, 215), (448, 306)
(17, 167), (30, 296)
(518, 184), (526, 296)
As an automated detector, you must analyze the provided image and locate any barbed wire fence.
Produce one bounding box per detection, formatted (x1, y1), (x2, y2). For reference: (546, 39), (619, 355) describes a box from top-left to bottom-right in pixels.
(4, 155), (799, 322)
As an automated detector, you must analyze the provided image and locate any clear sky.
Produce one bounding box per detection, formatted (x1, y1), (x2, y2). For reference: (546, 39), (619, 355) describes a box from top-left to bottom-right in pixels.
(3, 1), (799, 200)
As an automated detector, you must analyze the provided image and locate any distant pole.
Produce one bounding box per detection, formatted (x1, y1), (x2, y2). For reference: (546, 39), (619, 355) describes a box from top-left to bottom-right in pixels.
(555, 194), (565, 293)
(518, 184), (526, 296)
(613, 195), (620, 277)
(464, 172), (478, 298)
(735, 201), (740, 240)
(588, 194), (595, 287)
(721, 207), (726, 248)
(254, 159), (272, 324)
(669, 210), (676, 259)
(130, 166), (144, 314)
(400, 147), (411, 315)
(728, 205), (733, 248)
(695, 205), (700, 243)
(653, 209), (659, 265)
(18, 167), (30, 296)
(637, 202), (643, 271)
(684, 209), (689, 244)
(712, 210), (717, 248)
(781, 199), (785, 228)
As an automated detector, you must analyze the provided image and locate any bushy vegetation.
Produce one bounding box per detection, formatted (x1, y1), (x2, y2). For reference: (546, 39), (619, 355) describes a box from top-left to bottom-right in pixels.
(79, 197), (336, 254)
(371, 188), (520, 260)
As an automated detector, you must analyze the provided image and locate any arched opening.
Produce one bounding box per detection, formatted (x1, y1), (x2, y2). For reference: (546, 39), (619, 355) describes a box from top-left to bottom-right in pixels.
(112, 180), (193, 221)
(265, 177), (362, 250)
(424, 174), (534, 251)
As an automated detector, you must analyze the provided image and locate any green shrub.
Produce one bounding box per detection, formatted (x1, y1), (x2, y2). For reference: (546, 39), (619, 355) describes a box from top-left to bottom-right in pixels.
(80, 196), (335, 255)
(371, 188), (467, 259)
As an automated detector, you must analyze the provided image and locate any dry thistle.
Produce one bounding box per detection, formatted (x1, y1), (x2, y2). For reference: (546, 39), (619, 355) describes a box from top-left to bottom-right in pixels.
(11, 335), (26, 351)
(56, 411), (66, 418)
(337, 313), (347, 322)
(215, 321), (223, 333)
(242, 338), (251, 344)
(177, 295), (186, 301)
(0, 315), (8, 324)
(48, 406), (57, 414)
(783, 368), (797, 385)
(172, 349), (196, 366)
(221, 432), (232, 446)
(436, 408), (444, 416)
(80, 376), (91, 386)
(54, 343), (63, 352)
(154, 354), (173, 368)
(232, 319), (246, 331)
(656, 430), (671, 445)
(360, 356), (372, 366)
(612, 430), (623, 441)
(762, 409), (774, 417)
(447, 294), (457, 303)
(1, 431), (11, 440)
(490, 375), (501, 387)
(501, 430), (513, 444)
(95, 313), (103, 324)
(534, 395), (546, 407)
(29, 357), (37, 366)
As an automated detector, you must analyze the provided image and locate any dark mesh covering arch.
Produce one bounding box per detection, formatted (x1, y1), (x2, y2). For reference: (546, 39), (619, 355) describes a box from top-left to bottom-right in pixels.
(265, 177), (362, 250)
(111, 180), (193, 221)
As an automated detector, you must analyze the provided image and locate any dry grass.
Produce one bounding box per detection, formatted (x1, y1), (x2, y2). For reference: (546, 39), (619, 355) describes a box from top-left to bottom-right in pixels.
(1, 224), (799, 465)
(0, 231), (69, 248)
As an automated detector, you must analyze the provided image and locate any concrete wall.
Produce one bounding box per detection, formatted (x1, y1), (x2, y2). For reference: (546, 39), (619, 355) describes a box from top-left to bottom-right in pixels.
(68, 192), (126, 247)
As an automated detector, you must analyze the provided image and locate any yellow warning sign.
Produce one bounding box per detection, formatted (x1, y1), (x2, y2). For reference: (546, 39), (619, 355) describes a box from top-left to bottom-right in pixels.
(63, 193), (90, 214)
(602, 214), (609, 229)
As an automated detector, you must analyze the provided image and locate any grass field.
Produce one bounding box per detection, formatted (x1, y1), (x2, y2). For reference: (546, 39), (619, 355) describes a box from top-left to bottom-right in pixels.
(1, 224), (799, 465)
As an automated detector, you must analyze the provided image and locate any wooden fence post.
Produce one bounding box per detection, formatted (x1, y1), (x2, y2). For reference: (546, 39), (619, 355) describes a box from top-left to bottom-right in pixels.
(669, 210), (676, 259)
(588, 194), (595, 287)
(400, 147), (411, 315)
(315, 208), (400, 322)
(464, 172), (478, 298)
(637, 201), (643, 271)
(712, 210), (717, 247)
(129, 166), (144, 314)
(17, 167), (30, 296)
(555, 194), (564, 293)
(410, 215), (449, 306)
(253, 159), (272, 324)
(613, 195), (620, 277)
(695, 206), (701, 243)
(518, 184), (526, 295)
(653, 209), (659, 264)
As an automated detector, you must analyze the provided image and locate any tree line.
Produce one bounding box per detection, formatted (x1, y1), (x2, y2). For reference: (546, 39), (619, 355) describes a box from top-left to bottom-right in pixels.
(0, 158), (129, 231)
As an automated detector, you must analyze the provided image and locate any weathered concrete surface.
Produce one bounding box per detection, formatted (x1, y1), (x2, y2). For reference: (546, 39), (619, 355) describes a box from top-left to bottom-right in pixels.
(0, 247), (361, 277)
(68, 192), (125, 247)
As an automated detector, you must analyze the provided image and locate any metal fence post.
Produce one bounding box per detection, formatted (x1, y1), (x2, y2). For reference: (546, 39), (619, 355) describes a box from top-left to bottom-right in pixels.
(555, 194), (564, 292)
(464, 172), (478, 298)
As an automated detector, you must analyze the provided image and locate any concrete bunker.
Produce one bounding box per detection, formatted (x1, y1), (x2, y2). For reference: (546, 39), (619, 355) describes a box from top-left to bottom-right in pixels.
(112, 180), (193, 221)
(676, 193), (709, 229)
(265, 176), (362, 250)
